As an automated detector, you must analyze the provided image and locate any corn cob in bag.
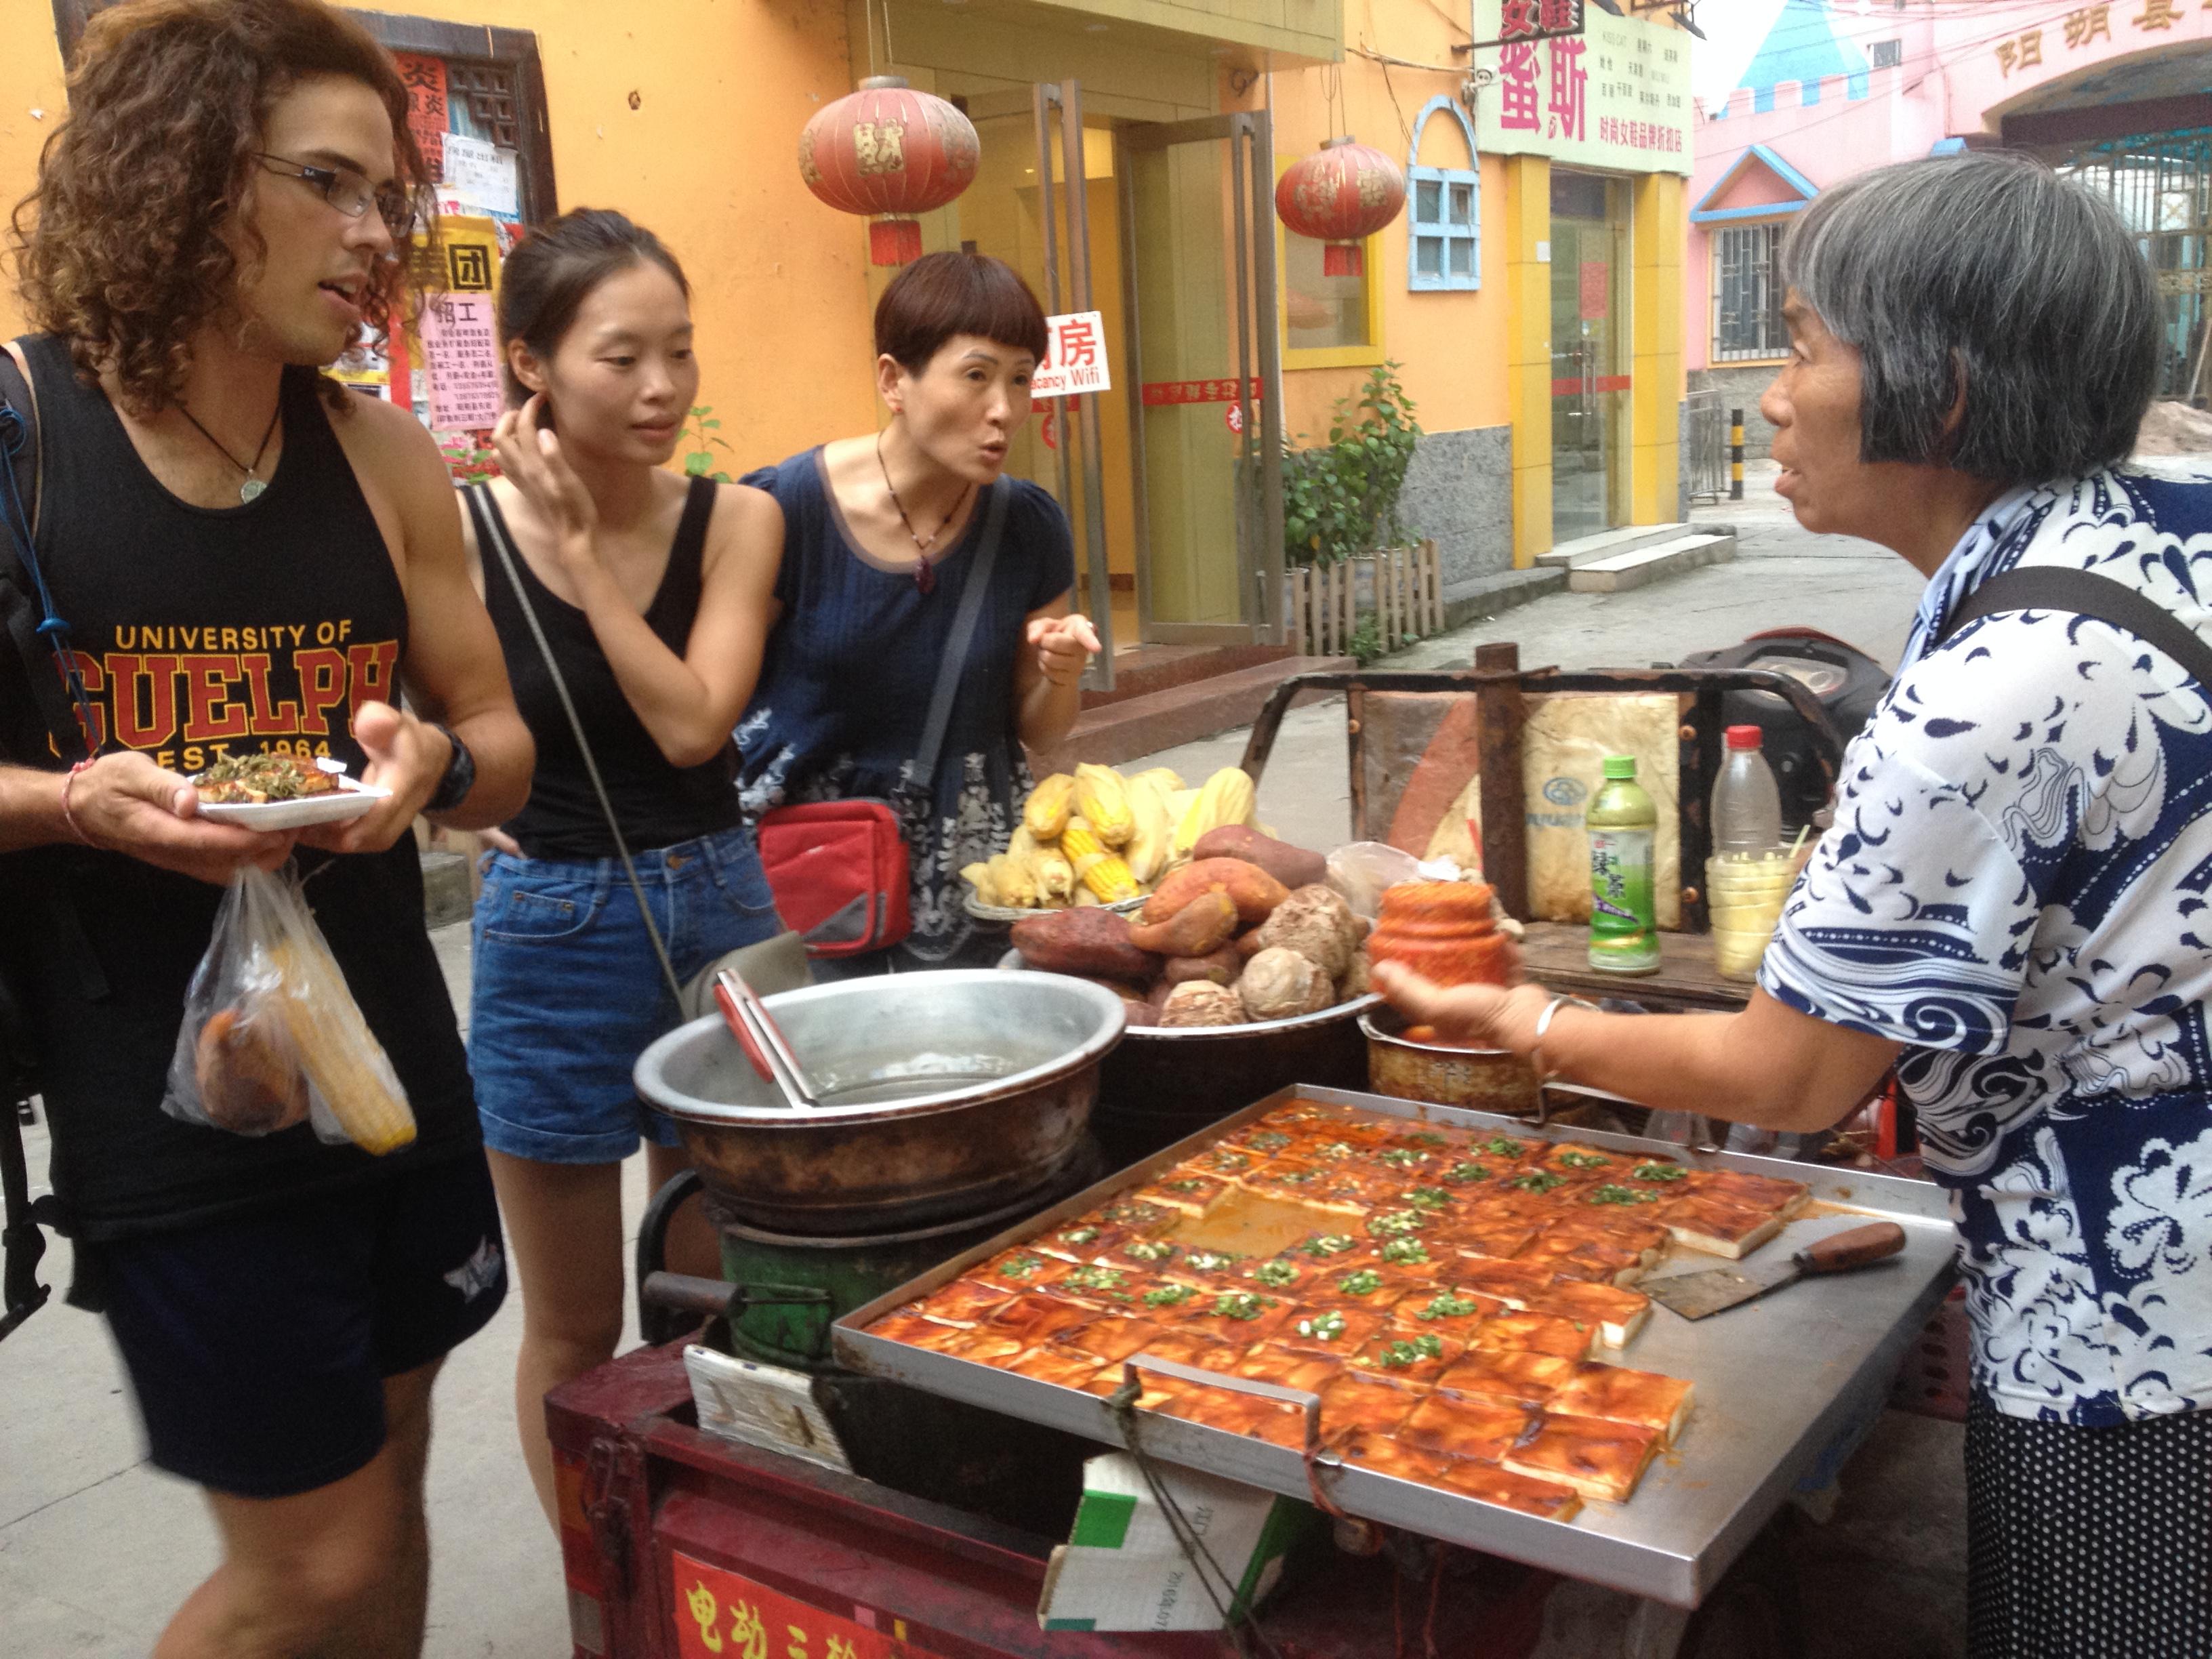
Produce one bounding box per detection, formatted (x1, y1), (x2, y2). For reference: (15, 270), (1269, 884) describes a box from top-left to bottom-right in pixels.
(165, 863), (417, 1154)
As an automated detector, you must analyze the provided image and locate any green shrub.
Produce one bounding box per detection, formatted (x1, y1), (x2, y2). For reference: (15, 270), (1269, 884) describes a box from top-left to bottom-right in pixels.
(1282, 361), (1422, 569)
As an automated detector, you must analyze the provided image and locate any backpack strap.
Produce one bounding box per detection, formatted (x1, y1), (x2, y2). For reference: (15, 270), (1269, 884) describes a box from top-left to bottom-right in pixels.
(0, 341), (98, 764)
(1935, 566), (2212, 689)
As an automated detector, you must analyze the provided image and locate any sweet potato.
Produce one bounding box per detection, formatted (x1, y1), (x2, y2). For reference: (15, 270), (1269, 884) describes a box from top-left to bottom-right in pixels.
(1193, 825), (1327, 890)
(1127, 890), (1237, 957)
(1010, 908), (1160, 983)
(1142, 858), (1290, 927)
(1237, 928), (1269, 960)
(1163, 946), (1242, 987)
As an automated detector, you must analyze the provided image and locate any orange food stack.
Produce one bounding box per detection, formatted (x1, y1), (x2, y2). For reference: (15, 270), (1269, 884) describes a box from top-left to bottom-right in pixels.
(1366, 881), (1514, 987)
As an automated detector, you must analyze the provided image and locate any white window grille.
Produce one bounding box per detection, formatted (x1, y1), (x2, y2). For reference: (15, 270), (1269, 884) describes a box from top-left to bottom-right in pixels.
(1713, 222), (1788, 361)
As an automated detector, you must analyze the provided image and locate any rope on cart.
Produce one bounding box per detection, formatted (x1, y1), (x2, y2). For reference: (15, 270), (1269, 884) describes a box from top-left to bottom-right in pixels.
(1107, 1383), (1290, 1659)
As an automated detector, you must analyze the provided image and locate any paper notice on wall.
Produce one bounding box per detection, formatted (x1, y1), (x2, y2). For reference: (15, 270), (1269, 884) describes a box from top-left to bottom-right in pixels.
(441, 132), (519, 218)
(394, 54), (447, 179)
(1031, 310), (1111, 398)
(419, 293), (504, 432)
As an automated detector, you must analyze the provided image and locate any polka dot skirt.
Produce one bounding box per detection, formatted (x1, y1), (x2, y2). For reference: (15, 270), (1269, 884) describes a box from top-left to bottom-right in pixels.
(1966, 1395), (2212, 1659)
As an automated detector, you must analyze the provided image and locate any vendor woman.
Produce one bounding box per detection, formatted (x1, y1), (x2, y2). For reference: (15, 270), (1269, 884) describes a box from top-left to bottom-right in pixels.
(737, 251), (1100, 972)
(1380, 153), (2211, 1659)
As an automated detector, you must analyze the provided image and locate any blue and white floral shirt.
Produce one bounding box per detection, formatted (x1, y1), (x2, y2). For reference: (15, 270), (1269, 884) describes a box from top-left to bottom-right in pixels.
(1760, 466), (2212, 1426)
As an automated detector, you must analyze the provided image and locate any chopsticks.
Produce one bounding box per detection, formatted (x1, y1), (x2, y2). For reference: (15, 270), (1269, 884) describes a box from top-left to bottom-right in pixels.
(713, 967), (819, 1110)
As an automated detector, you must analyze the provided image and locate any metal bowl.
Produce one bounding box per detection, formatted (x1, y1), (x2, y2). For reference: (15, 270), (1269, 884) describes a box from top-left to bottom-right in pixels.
(634, 971), (1126, 1234)
(1359, 1007), (1540, 1115)
(995, 949), (1378, 1164)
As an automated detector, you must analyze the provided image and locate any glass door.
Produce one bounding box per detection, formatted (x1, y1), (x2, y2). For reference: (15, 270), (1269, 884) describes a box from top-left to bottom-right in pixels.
(1120, 113), (1284, 643)
(1550, 169), (1630, 543)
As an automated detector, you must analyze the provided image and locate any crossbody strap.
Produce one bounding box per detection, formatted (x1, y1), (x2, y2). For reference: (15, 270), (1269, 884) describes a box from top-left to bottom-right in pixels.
(469, 482), (692, 1005)
(0, 342), (98, 764)
(907, 477), (1011, 807)
(1935, 566), (2212, 687)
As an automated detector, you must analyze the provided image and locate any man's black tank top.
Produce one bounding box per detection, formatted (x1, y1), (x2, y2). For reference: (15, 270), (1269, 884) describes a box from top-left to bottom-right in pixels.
(467, 478), (740, 859)
(0, 333), (478, 1240)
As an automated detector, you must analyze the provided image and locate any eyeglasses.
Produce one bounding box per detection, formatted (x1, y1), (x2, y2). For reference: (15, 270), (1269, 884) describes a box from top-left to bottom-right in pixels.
(254, 153), (418, 242)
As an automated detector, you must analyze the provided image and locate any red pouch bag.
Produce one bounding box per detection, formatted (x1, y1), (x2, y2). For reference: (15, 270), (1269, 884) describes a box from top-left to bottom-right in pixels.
(754, 800), (911, 958)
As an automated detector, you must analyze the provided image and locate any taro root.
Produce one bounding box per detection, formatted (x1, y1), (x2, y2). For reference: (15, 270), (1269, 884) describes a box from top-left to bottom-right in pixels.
(1239, 946), (1334, 1021)
(1158, 980), (1248, 1027)
(1252, 884), (1359, 979)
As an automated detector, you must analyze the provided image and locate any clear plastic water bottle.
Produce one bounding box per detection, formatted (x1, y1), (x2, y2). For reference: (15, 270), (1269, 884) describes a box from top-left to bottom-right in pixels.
(1711, 725), (1783, 855)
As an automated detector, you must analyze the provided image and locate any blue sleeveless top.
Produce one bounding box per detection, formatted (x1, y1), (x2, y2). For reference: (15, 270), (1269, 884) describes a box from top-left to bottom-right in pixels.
(737, 448), (1075, 966)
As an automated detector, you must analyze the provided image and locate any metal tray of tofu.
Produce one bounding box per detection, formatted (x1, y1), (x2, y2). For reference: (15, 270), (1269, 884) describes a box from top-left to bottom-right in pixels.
(834, 1084), (1957, 1608)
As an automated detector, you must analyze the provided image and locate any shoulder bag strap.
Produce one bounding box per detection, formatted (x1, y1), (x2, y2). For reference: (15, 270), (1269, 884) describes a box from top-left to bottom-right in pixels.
(895, 477), (1012, 834)
(1936, 566), (2212, 687)
(468, 481), (690, 1005)
(0, 342), (97, 764)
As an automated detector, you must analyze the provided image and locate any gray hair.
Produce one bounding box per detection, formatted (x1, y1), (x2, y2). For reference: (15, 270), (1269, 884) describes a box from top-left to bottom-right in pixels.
(1779, 152), (2160, 483)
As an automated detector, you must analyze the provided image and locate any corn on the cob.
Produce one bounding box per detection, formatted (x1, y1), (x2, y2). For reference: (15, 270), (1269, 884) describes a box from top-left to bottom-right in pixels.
(962, 861), (1000, 906)
(1032, 846), (1076, 904)
(988, 851), (1040, 909)
(262, 935), (415, 1155)
(1025, 774), (1077, 840)
(1061, 819), (1141, 903)
(1130, 766), (1185, 795)
(1172, 767), (1258, 859)
(1122, 771), (1176, 885)
(1073, 764), (1134, 846)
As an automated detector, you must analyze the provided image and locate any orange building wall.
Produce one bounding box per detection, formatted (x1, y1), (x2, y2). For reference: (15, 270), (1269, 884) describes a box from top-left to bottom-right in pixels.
(1258, 24), (1511, 449)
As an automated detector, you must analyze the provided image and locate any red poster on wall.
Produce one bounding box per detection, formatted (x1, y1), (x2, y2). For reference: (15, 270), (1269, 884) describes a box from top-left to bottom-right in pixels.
(1578, 260), (1609, 322)
(393, 53), (448, 180)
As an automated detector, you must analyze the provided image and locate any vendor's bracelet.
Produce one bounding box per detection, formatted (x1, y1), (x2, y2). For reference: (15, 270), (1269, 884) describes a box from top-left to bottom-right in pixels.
(60, 758), (96, 846)
(1529, 994), (1598, 1086)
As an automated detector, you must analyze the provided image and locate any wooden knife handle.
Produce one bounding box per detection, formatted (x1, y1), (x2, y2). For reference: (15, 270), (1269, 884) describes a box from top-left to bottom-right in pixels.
(1797, 1222), (1906, 1273)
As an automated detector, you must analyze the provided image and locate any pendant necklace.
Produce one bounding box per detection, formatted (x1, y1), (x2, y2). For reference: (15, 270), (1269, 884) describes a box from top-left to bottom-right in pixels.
(175, 398), (283, 504)
(876, 431), (970, 596)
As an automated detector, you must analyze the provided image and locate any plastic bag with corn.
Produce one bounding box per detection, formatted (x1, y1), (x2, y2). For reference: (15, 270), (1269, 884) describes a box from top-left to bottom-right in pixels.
(164, 863), (417, 1154)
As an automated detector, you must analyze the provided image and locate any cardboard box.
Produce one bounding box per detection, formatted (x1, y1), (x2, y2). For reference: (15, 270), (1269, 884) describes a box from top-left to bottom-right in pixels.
(1038, 1453), (1315, 1632)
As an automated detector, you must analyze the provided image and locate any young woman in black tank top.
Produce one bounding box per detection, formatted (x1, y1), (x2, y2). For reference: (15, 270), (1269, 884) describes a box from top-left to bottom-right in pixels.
(455, 210), (783, 1529)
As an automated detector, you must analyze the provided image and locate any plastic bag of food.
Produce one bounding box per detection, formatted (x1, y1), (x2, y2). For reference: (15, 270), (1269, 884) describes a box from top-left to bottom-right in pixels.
(164, 864), (416, 1153)
(1325, 842), (1422, 919)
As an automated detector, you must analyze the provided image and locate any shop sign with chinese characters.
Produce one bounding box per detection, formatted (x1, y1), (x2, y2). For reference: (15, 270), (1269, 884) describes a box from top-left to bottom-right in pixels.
(672, 1551), (947, 1659)
(1471, 1), (1691, 176)
(1029, 311), (1111, 399)
(1992, 3), (2199, 78)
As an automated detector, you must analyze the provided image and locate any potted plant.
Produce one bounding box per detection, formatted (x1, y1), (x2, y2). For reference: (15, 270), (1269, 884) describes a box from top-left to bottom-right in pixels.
(1280, 363), (1431, 661)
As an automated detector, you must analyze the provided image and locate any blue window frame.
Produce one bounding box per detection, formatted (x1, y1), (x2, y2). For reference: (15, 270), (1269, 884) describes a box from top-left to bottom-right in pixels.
(1406, 97), (1480, 293)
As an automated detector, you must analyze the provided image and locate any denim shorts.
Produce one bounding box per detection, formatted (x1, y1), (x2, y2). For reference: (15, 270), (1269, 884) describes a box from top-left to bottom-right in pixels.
(468, 824), (783, 1164)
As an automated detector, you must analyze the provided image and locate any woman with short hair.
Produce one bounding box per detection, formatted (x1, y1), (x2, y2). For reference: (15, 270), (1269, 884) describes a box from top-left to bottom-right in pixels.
(1381, 152), (2211, 1658)
(739, 251), (1100, 973)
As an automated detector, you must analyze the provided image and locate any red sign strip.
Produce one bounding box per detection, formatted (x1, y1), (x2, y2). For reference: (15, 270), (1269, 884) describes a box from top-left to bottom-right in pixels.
(672, 1551), (945, 1659)
(1549, 375), (1633, 396)
(1142, 377), (1263, 407)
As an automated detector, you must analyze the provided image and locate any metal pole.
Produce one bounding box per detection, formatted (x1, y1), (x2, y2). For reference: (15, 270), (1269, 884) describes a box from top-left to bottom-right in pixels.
(1729, 408), (1744, 501)
(1032, 86), (1076, 535)
(1059, 81), (1114, 691)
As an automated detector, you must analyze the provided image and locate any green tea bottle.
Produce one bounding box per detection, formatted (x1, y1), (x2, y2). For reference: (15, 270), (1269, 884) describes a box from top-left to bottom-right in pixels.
(1587, 756), (1660, 975)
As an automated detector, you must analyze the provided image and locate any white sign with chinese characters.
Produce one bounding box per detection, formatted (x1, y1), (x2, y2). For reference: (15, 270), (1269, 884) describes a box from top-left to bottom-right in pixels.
(441, 132), (520, 218)
(1472, 2), (1692, 176)
(1030, 311), (1111, 399)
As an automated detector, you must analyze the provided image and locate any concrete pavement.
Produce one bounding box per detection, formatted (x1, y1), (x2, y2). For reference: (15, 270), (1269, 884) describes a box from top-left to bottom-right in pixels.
(2, 470), (1964, 1656)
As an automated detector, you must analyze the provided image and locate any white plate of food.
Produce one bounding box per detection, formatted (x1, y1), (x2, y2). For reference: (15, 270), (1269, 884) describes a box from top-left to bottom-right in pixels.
(192, 754), (390, 830)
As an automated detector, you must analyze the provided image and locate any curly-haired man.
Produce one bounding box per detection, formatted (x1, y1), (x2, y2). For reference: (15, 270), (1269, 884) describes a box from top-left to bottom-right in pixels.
(0, 3), (532, 1653)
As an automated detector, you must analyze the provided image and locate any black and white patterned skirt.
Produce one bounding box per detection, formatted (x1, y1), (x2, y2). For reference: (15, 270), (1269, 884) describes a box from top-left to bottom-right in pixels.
(1966, 1395), (2212, 1659)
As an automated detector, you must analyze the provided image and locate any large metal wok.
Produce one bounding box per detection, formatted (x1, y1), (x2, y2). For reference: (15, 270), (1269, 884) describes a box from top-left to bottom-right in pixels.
(634, 971), (1125, 1235)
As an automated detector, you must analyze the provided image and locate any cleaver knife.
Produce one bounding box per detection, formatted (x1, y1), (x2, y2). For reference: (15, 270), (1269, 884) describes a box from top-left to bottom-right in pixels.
(1642, 1221), (1906, 1320)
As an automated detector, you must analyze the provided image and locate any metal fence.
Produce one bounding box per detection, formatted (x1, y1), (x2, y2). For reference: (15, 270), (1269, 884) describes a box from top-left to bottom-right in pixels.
(1685, 388), (1729, 504)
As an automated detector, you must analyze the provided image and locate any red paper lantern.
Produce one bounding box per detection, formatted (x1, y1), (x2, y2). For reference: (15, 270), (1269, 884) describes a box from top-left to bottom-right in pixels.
(1275, 136), (1407, 279)
(799, 75), (981, 266)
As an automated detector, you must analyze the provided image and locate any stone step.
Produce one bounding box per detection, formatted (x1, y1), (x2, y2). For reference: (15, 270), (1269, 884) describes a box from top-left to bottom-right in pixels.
(1565, 531), (1738, 594)
(1079, 641), (1297, 710)
(1441, 566), (1568, 630)
(1030, 653), (1355, 776)
(1536, 523), (1698, 570)
(421, 848), (475, 930)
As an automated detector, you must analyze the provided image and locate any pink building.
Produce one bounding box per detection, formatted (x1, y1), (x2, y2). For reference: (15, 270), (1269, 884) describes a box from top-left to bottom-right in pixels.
(1686, 0), (2212, 455)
